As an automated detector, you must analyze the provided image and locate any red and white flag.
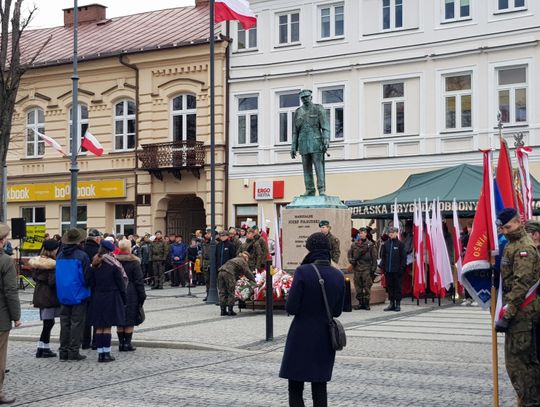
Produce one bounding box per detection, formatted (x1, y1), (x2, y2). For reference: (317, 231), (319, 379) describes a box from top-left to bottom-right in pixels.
(425, 201), (442, 296)
(413, 200), (425, 299)
(81, 131), (104, 157)
(215, 0), (257, 29)
(432, 199), (453, 290)
(452, 199), (463, 282)
(393, 198), (401, 239)
(516, 146), (533, 220)
(33, 129), (67, 156)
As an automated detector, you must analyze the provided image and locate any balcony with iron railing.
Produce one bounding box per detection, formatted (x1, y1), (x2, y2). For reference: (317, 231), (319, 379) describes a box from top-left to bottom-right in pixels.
(137, 140), (205, 180)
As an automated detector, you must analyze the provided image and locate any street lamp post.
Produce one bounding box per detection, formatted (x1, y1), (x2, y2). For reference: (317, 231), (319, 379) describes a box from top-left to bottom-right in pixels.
(70, 0), (79, 229)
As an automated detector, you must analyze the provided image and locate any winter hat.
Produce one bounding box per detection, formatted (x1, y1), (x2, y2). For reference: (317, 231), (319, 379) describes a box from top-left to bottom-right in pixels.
(105, 236), (115, 243)
(496, 208), (518, 227)
(0, 223), (9, 240)
(305, 232), (331, 252)
(100, 240), (116, 252)
(43, 239), (60, 251)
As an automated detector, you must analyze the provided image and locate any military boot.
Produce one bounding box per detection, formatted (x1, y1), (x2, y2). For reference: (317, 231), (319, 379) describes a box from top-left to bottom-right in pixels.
(228, 306), (237, 316)
(220, 306), (227, 316)
(364, 299), (371, 311)
(394, 301), (401, 312)
(384, 301), (395, 311)
(353, 300), (363, 310)
(117, 332), (126, 352)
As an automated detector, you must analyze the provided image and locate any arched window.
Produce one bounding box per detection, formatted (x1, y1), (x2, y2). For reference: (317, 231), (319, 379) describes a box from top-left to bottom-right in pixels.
(171, 94), (196, 142)
(26, 108), (45, 157)
(69, 104), (89, 154)
(114, 100), (136, 151)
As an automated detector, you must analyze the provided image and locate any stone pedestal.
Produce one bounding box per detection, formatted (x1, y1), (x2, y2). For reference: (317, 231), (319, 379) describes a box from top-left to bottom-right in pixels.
(282, 195), (352, 271)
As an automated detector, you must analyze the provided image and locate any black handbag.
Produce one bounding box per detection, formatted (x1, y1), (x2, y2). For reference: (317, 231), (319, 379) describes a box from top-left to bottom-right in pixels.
(311, 264), (346, 351)
(136, 305), (146, 325)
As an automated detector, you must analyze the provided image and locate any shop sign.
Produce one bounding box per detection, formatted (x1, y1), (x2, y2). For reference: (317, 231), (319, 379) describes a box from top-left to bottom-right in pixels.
(253, 180), (285, 200)
(22, 225), (46, 251)
(7, 180), (126, 202)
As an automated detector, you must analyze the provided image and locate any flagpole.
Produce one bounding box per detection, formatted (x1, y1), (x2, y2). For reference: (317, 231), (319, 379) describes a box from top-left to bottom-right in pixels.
(70, 0), (79, 229)
(206, 0), (219, 305)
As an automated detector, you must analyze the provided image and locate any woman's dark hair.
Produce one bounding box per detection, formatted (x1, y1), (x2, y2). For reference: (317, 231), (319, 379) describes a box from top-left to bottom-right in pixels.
(92, 247), (110, 268)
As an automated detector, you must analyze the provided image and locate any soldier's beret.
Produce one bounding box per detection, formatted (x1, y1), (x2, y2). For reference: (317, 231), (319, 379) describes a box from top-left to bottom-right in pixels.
(0, 223), (9, 240)
(251, 225), (259, 231)
(205, 228), (212, 233)
(388, 226), (399, 233)
(358, 227), (368, 232)
(524, 220), (540, 233)
(496, 208), (518, 227)
(299, 89), (312, 98)
(319, 220), (330, 227)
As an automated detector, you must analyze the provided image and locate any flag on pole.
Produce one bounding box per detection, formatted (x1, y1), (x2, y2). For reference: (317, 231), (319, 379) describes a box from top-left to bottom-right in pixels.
(495, 274), (540, 323)
(215, 0), (257, 29)
(33, 129), (67, 156)
(452, 199), (463, 282)
(424, 200), (440, 296)
(412, 200), (425, 299)
(393, 198), (401, 239)
(81, 131), (104, 157)
(516, 146), (533, 220)
(461, 150), (499, 308)
(496, 137), (517, 210)
(433, 199), (453, 290)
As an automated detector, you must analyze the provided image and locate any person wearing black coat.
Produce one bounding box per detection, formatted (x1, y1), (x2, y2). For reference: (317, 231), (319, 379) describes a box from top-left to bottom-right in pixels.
(82, 229), (102, 350)
(116, 240), (146, 352)
(279, 232), (345, 407)
(87, 240), (127, 363)
(379, 227), (407, 312)
(215, 231), (236, 269)
(29, 239), (61, 358)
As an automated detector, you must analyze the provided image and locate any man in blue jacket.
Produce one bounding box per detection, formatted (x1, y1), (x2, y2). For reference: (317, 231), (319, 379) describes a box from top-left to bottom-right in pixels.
(169, 235), (187, 287)
(56, 228), (91, 361)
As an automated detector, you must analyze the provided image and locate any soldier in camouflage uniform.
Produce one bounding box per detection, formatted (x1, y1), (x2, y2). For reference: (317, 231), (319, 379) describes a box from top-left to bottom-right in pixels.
(253, 226), (269, 270)
(217, 252), (255, 316)
(201, 229), (212, 301)
(239, 229), (263, 272)
(149, 231), (168, 289)
(348, 227), (378, 310)
(495, 209), (540, 407)
(320, 220), (340, 264)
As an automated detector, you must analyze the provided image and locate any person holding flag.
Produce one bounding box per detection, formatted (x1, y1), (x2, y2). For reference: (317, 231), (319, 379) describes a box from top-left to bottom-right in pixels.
(495, 208), (540, 407)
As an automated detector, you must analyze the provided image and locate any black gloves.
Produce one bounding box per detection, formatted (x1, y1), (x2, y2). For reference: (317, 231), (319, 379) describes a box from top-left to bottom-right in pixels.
(495, 317), (510, 333)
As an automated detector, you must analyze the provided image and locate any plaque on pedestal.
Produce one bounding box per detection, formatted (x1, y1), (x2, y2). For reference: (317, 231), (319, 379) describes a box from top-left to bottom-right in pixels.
(282, 195), (351, 271)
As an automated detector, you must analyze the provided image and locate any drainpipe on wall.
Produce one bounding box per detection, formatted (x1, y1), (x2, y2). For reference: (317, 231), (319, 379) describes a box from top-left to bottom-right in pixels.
(119, 55), (140, 231)
(223, 26), (231, 228)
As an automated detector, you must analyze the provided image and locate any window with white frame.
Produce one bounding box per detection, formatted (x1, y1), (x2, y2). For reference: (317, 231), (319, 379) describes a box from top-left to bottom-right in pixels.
(237, 95), (258, 145)
(497, 0), (525, 12)
(172, 94), (197, 142)
(237, 23), (257, 51)
(382, 0), (403, 30)
(69, 104), (89, 154)
(61, 205), (87, 235)
(115, 204), (135, 236)
(382, 82), (405, 135)
(26, 108), (45, 158)
(22, 207), (46, 225)
(278, 91), (300, 143)
(114, 100), (136, 151)
(277, 11), (300, 45)
(319, 3), (344, 39)
(444, 74), (472, 130)
(497, 66), (527, 124)
(444, 0), (470, 20)
(320, 87), (344, 140)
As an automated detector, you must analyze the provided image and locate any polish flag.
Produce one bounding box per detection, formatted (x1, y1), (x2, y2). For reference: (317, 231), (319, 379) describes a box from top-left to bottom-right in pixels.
(33, 129), (67, 156)
(424, 202), (441, 296)
(516, 146), (533, 220)
(452, 199), (463, 282)
(413, 200), (425, 299)
(81, 131), (104, 157)
(215, 0), (257, 30)
(393, 198), (401, 239)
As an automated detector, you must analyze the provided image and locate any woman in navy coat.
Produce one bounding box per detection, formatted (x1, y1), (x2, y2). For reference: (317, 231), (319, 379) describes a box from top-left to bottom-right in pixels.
(87, 240), (127, 363)
(280, 232), (345, 407)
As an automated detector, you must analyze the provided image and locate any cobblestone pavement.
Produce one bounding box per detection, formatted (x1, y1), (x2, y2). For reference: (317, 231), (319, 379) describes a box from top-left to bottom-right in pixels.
(5, 285), (517, 406)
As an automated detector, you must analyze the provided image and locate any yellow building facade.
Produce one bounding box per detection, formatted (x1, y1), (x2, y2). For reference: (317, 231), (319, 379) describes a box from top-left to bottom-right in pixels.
(6, 3), (228, 239)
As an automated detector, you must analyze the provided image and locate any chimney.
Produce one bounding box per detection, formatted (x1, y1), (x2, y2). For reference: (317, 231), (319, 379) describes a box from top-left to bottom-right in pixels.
(195, 0), (209, 7)
(63, 4), (107, 26)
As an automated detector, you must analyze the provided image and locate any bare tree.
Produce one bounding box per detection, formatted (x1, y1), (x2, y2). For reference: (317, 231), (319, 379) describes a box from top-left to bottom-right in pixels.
(0, 0), (50, 222)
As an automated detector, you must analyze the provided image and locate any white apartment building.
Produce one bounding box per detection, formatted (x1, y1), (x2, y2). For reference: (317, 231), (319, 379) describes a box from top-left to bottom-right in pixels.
(226, 0), (539, 226)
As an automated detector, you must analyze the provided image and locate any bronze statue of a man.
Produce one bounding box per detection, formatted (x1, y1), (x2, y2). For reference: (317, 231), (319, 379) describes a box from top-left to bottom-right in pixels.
(290, 89), (330, 196)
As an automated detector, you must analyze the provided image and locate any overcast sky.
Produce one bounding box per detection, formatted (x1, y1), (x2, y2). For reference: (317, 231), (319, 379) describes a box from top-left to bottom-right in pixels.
(26, 0), (195, 29)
